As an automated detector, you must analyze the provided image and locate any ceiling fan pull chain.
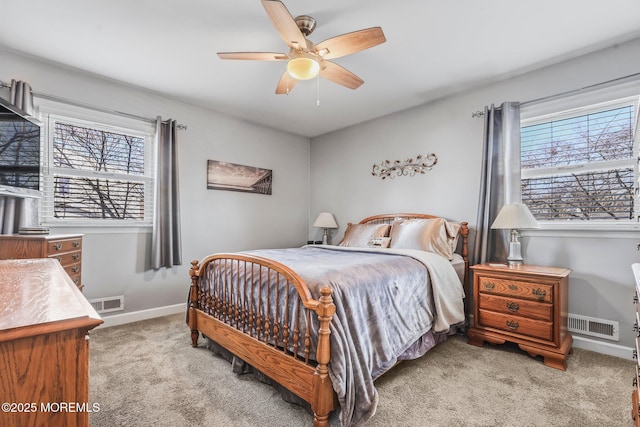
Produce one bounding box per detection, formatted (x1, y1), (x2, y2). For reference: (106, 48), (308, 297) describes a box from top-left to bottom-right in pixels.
(316, 73), (320, 107)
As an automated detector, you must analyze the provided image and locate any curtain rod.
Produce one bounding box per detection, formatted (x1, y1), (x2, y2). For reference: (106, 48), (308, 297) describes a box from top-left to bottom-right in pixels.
(0, 80), (187, 130)
(470, 71), (640, 118)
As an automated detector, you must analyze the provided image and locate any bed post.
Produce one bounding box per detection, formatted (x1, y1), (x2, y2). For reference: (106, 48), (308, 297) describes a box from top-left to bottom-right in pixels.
(189, 259), (201, 347)
(312, 287), (336, 427)
(459, 222), (470, 321)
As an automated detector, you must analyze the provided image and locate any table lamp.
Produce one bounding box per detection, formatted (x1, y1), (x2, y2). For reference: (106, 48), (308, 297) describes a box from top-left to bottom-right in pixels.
(491, 203), (539, 266)
(313, 212), (338, 245)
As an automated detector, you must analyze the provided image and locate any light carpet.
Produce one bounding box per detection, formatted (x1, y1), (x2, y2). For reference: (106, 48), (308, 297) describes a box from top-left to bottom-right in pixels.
(89, 314), (635, 426)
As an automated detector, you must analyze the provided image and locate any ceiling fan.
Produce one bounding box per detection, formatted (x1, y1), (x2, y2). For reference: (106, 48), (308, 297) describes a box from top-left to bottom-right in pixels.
(217, 0), (386, 94)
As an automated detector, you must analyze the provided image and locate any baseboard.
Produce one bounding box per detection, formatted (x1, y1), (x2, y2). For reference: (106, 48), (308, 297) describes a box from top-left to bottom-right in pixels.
(96, 303), (186, 329)
(572, 335), (634, 360)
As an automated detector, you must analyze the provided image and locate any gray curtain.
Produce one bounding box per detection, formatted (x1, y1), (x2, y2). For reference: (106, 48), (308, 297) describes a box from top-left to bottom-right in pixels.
(9, 79), (35, 115)
(151, 118), (182, 269)
(0, 80), (38, 235)
(473, 102), (521, 265)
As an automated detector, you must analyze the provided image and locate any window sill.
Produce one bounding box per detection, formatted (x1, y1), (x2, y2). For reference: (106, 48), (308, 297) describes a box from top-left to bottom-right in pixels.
(522, 221), (640, 239)
(43, 223), (152, 235)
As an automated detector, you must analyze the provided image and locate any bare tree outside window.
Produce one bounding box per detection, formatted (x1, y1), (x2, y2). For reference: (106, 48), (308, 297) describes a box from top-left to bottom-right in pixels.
(521, 105), (636, 221)
(52, 122), (146, 220)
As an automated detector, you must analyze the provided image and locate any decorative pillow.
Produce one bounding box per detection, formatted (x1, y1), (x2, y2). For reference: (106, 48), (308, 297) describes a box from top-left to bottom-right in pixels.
(367, 236), (391, 248)
(388, 218), (459, 260)
(338, 223), (390, 247)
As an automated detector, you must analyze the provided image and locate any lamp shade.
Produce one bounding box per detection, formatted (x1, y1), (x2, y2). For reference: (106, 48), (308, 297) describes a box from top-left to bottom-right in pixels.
(313, 212), (338, 229)
(491, 203), (539, 230)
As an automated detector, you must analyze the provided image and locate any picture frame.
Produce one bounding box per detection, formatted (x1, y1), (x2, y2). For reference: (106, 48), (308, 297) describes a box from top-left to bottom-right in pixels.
(206, 160), (272, 195)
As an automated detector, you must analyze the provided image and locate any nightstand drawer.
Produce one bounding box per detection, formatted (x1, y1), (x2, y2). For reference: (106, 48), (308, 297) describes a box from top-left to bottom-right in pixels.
(478, 309), (553, 341)
(478, 293), (553, 321)
(478, 276), (553, 303)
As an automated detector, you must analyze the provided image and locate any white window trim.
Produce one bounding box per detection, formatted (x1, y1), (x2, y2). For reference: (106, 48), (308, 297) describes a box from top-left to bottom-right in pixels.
(37, 99), (155, 230)
(520, 82), (640, 231)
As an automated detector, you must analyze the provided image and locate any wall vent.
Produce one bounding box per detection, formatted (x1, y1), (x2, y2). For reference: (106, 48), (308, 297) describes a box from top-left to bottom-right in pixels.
(89, 296), (124, 314)
(568, 313), (619, 341)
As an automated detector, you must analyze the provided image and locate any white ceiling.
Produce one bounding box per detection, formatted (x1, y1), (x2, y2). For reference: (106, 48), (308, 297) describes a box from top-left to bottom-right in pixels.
(2, 1), (640, 138)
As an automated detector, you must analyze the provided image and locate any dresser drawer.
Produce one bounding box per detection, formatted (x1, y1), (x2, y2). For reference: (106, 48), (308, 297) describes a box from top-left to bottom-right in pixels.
(48, 251), (82, 266)
(62, 262), (81, 277)
(68, 274), (83, 290)
(478, 276), (553, 303)
(478, 309), (553, 341)
(478, 293), (553, 321)
(47, 237), (82, 254)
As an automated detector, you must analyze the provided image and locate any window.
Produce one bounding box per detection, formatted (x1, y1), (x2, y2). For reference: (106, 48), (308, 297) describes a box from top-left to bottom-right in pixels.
(521, 96), (639, 224)
(40, 105), (155, 226)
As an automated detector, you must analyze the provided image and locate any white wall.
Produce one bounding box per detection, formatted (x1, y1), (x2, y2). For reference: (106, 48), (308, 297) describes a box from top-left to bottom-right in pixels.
(0, 47), (311, 315)
(4, 36), (640, 356)
(311, 37), (640, 356)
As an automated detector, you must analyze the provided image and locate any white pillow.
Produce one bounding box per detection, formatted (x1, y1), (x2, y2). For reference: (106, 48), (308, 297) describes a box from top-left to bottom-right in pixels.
(389, 218), (459, 260)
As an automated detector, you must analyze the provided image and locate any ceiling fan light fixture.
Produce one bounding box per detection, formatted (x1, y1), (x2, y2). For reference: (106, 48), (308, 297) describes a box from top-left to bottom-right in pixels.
(287, 54), (320, 80)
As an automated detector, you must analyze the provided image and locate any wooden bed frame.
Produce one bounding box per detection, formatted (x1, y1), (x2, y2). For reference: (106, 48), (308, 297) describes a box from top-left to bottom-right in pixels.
(188, 213), (469, 426)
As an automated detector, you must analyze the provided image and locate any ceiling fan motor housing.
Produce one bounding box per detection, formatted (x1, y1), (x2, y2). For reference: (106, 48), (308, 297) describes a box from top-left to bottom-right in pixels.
(295, 15), (316, 36)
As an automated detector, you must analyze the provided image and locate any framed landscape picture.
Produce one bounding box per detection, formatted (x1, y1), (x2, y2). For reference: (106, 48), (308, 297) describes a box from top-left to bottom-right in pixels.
(207, 160), (272, 195)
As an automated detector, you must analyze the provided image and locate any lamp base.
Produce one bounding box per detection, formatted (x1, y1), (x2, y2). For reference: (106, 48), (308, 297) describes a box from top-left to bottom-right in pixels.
(507, 231), (523, 266)
(322, 228), (329, 245)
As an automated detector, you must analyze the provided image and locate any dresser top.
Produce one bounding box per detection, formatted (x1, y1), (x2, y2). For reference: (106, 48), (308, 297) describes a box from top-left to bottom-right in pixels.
(0, 259), (101, 341)
(0, 233), (83, 240)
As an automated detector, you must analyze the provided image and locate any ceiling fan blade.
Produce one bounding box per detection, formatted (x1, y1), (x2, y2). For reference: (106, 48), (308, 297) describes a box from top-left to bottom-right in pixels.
(320, 61), (364, 90)
(261, 0), (307, 49)
(316, 27), (386, 59)
(217, 52), (288, 61)
(275, 72), (298, 94)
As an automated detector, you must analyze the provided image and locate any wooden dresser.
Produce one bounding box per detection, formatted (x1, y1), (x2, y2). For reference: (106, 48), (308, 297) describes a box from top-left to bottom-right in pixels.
(631, 263), (640, 425)
(468, 263), (572, 370)
(0, 259), (102, 427)
(0, 234), (83, 290)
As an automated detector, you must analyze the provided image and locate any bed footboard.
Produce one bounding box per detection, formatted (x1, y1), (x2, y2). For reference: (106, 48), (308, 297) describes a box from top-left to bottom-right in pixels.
(188, 253), (337, 426)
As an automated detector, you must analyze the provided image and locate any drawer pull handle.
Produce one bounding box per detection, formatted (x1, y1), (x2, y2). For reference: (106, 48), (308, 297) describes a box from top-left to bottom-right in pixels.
(532, 288), (547, 299)
(635, 293), (639, 304)
(634, 349), (638, 360)
(73, 241), (80, 248)
(506, 320), (519, 330)
(71, 266), (80, 273)
(506, 302), (520, 312)
(508, 284), (518, 291)
(72, 254), (80, 260)
(634, 376), (638, 387)
(53, 243), (62, 251)
(73, 278), (80, 284)
(634, 321), (638, 332)
(483, 282), (495, 291)
(56, 257), (62, 263)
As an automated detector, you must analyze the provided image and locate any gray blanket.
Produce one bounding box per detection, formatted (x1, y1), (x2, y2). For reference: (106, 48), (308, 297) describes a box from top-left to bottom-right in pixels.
(243, 245), (465, 426)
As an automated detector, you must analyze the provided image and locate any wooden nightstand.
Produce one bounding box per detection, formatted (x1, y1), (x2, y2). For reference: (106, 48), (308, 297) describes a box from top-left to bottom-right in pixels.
(468, 263), (572, 370)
